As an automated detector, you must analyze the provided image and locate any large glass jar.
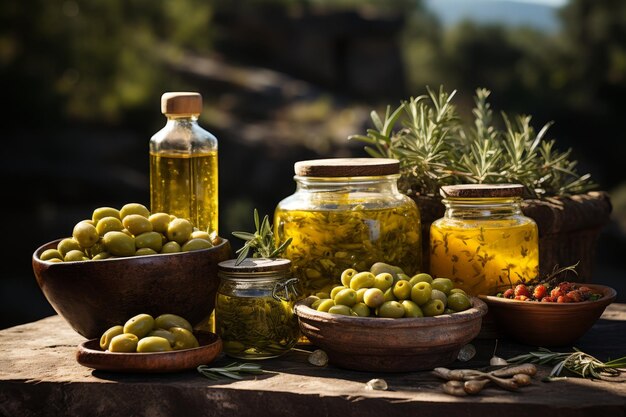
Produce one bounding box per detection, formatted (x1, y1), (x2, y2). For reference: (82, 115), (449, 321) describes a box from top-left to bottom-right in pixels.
(429, 184), (539, 296)
(215, 258), (300, 360)
(274, 158), (422, 298)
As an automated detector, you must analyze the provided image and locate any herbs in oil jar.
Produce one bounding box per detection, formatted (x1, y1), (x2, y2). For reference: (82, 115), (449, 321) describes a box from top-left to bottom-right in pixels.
(215, 258), (300, 360)
(274, 158), (422, 298)
(429, 184), (539, 296)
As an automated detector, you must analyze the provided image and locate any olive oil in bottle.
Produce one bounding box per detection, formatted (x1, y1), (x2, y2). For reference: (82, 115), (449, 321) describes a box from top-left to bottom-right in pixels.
(149, 92), (218, 238)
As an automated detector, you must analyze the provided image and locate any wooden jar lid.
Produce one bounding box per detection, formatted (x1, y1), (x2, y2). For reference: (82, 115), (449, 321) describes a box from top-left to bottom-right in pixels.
(294, 158), (400, 177)
(440, 184), (524, 198)
(161, 92), (202, 115)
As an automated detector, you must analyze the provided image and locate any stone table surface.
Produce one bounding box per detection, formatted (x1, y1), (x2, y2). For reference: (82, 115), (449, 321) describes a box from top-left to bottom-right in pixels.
(1, 306), (626, 417)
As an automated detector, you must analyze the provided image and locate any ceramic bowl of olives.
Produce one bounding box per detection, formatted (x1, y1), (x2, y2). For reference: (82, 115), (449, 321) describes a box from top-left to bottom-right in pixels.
(31, 203), (232, 339)
(294, 295), (488, 372)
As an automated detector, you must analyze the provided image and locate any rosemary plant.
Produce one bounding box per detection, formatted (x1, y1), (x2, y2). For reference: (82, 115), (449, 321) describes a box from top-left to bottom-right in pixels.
(232, 209), (292, 265)
(349, 86), (596, 199)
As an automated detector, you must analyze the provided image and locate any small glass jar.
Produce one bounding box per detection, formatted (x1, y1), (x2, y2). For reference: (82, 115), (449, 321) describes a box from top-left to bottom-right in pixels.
(274, 158), (422, 298)
(429, 184), (539, 296)
(215, 258), (300, 360)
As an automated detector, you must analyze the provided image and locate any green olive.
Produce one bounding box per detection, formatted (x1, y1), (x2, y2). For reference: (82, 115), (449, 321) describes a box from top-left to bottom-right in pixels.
(378, 301), (405, 318)
(168, 327), (200, 350)
(370, 262), (405, 281)
(92, 252), (111, 260)
(333, 288), (358, 307)
(122, 214), (153, 236)
(56, 238), (82, 256)
(102, 231), (136, 257)
(154, 313), (193, 332)
(135, 231), (163, 252)
(430, 289), (448, 307)
(123, 313), (155, 339)
(190, 230), (212, 241)
(349, 271), (376, 290)
(432, 277), (454, 295)
(72, 222), (99, 248)
(149, 212), (171, 233)
(161, 241), (181, 254)
(448, 292), (472, 312)
(181, 238), (213, 252)
(383, 287), (396, 302)
(327, 305), (352, 316)
(311, 298), (323, 310)
(135, 248), (157, 256)
(373, 273), (394, 291)
(392, 280), (411, 300)
(363, 287), (385, 308)
(443, 308), (455, 315)
(100, 325), (124, 350)
(316, 299), (335, 312)
(137, 336), (173, 353)
(87, 241), (107, 257)
(450, 288), (468, 296)
(166, 218), (193, 244)
(96, 216), (124, 236)
(340, 268), (358, 287)
(409, 273), (433, 286)
(330, 285), (347, 299)
(40, 249), (63, 261)
(410, 281), (432, 306)
(119, 203), (150, 219)
(314, 292), (330, 300)
(93, 207), (121, 223)
(351, 302), (371, 317)
(401, 300), (424, 318)
(422, 299), (445, 317)
(397, 273), (411, 282)
(108, 333), (139, 352)
(64, 249), (88, 262)
(355, 288), (367, 303)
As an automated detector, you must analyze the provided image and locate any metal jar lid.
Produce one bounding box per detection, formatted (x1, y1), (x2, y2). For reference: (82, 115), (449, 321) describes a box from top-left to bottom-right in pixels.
(218, 258), (292, 280)
(440, 184), (524, 199)
(294, 158), (400, 177)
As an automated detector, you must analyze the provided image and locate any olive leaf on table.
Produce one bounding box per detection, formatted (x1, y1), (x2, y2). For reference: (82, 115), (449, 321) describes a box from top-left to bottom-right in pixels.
(197, 362), (265, 380)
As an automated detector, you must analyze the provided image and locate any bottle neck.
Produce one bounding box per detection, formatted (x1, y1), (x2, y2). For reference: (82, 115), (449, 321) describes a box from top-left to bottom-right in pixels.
(443, 197), (523, 219)
(294, 175), (400, 194)
(165, 114), (199, 125)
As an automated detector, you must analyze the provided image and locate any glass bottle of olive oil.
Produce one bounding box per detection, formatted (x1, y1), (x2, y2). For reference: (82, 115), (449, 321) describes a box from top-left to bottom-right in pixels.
(149, 92), (218, 238)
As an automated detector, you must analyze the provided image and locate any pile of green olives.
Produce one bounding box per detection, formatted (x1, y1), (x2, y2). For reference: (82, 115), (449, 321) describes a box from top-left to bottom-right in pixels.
(100, 313), (200, 353)
(310, 262), (473, 318)
(39, 203), (214, 262)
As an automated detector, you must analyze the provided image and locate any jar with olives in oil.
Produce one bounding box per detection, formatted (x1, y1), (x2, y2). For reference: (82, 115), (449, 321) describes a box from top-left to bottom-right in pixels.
(215, 258), (300, 359)
(274, 158), (422, 298)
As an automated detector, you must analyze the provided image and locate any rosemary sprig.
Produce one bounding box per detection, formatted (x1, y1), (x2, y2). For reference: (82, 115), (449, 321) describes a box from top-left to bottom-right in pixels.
(197, 362), (265, 381)
(506, 347), (626, 382)
(232, 209), (292, 265)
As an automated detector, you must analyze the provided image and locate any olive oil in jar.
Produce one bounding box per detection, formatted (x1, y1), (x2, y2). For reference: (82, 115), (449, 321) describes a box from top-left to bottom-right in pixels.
(149, 92), (218, 238)
(149, 151), (218, 238)
(274, 158), (422, 298)
(429, 184), (539, 296)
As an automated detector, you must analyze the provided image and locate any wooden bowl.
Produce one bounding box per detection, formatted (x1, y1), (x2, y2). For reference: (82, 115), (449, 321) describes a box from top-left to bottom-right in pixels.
(479, 283), (617, 347)
(294, 296), (488, 372)
(76, 331), (222, 373)
(32, 238), (232, 339)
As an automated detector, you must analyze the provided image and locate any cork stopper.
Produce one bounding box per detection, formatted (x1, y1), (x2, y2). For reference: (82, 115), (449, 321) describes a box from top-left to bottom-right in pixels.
(294, 158), (400, 177)
(440, 184), (524, 198)
(161, 92), (202, 115)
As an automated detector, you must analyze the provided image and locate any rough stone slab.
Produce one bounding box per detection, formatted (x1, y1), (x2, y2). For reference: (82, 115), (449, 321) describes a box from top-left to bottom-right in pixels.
(1, 307), (625, 417)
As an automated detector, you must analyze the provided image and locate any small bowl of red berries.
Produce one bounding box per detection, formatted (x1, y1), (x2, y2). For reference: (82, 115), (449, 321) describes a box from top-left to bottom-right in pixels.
(479, 280), (617, 347)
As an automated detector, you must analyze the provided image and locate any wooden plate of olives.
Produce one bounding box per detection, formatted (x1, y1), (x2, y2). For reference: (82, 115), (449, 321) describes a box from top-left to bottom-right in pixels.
(76, 331), (223, 373)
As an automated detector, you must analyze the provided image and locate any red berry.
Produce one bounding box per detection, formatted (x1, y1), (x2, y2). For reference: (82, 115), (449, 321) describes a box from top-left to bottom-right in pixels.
(502, 289), (515, 299)
(541, 296), (555, 302)
(533, 284), (547, 300)
(557, 295), (570, 303)
(567, 290), (583, 302)
(514, 295), (529, 301)
(514, 284), (530, 298)
(551, 288), (563, 298)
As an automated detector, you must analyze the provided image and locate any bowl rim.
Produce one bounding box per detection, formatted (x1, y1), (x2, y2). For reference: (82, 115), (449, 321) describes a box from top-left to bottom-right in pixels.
(294, 295), (488, 328)
(478, 283), (617, 309)
(33, 236), (230, 265)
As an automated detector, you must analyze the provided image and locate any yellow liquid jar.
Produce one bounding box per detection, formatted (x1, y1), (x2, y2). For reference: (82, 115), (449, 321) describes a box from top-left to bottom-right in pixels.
(149, 92), (218, 238)
(215, 258), (300, 359)
(274, 158), (422, 298)
(429, 184), (539, 296)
